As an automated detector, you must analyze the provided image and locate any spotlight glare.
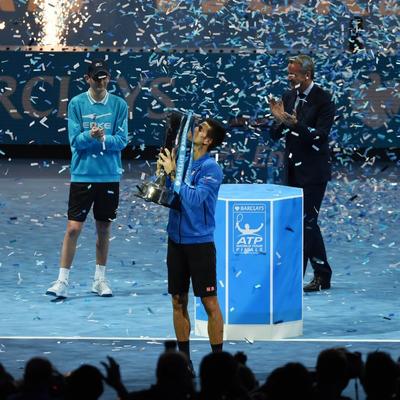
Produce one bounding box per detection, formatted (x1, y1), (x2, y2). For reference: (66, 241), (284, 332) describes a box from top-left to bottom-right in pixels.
(33, 0), (88, 47)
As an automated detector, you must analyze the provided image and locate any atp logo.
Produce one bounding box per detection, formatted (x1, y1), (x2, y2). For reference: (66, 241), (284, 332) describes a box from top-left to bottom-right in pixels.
(350, 73), (400, 129)
(232, 203), (266, 255)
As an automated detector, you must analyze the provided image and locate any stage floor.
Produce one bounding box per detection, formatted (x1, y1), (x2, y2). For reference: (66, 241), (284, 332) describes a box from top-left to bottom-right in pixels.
(0, 159), (399, 399)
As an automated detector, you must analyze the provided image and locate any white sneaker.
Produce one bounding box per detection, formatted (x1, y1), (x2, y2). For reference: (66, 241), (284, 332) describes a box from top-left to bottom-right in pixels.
(46, 280), (68, 298)
(92, 279), (113, 297)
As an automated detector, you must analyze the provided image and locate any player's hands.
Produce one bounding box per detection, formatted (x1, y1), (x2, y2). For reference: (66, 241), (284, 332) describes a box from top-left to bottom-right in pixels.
(90, 123), (105, 141)
(98, 127), (105, 142)
(158, 148), (176, 176)
(156, 154), (163, 176)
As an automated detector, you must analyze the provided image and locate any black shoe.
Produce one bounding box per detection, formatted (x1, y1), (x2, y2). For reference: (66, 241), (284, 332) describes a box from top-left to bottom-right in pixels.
(304, 275), (331, 292)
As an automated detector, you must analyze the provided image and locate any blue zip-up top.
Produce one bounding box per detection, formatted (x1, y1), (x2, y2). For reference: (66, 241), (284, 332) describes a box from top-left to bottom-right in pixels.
(68, 91), (128, 182)
(167, 153), (223, 244)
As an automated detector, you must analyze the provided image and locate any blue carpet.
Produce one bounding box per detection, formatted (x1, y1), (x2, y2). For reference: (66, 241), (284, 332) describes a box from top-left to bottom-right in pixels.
(0, 159), (399, 399)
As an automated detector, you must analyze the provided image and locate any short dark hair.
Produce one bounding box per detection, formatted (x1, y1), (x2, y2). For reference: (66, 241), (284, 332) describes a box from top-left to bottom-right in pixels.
(204, 118), (226, 151)
(66, 365), (104, 400)
(23, 357), (53, 390)
(289, 54), (314, 79)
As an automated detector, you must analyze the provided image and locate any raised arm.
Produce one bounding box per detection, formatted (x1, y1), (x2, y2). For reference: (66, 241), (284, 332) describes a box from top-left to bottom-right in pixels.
(179, 163), (223, 207)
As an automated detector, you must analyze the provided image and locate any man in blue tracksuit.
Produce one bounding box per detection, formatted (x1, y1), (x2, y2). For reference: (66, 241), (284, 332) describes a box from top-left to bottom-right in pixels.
(158, 118), (226, 371)
(46, 59), (128, 298)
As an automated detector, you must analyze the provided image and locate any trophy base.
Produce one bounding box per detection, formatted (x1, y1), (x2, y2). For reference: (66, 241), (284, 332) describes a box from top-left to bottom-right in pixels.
(136, 182), (179, 210)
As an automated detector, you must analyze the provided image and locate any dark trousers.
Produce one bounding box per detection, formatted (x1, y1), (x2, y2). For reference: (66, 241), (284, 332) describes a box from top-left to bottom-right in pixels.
(289, 182), (331, 277)
(302, 183), (331, 276)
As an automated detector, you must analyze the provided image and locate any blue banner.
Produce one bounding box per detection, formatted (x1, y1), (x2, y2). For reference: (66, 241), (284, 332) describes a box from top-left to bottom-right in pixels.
(0, 50), (398, 151)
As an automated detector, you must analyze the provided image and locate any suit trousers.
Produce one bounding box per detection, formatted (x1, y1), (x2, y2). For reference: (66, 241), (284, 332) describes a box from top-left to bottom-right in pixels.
(297, 183), (332, 277)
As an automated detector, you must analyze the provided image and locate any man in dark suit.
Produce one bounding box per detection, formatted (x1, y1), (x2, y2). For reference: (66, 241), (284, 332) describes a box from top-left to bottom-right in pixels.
(269, 54), (335, 292)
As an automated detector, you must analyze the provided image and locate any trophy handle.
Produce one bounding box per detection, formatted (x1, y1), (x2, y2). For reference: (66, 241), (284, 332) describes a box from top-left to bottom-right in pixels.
(136, 108), (196, 210)
(154, 169), (167, 186)
(164, 112), (183, 152)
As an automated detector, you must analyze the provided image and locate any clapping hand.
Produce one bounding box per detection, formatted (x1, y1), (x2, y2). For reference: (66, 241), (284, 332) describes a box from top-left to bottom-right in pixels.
(281, 111), (297, 127)
(269, 97), (285, 123)
(268, 96), (297, 127)
(90, 123), (105, 141)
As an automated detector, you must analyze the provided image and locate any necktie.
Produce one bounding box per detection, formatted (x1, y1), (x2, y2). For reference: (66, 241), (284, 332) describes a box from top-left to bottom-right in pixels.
(296, 92), (306, 115)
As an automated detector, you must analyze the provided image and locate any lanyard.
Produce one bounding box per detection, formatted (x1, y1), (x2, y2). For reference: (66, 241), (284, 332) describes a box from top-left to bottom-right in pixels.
(173, 111), (194, 194)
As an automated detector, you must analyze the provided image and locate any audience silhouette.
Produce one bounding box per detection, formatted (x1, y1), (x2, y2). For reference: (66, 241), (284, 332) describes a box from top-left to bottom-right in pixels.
(361, 351), (400, 400)
(65, 365), (104, 400)
(253, 362), (313, 400)
(199, 351), (250, 400)
(233, 352), (259, 393)
(1, 344), (399, 400)
(6, 357), (63, 400)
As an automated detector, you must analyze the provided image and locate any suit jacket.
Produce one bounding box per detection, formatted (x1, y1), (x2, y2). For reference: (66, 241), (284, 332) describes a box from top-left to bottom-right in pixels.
(270, 84), (335, 187)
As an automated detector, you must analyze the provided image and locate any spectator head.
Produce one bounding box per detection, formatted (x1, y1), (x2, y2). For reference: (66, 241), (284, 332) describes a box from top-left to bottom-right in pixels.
(0, 363), (16, 398)
(263, 362), (313, 400)
(156, 350), (192, 386)
(200, 351), (244, 398)
(233, 352), (259, 392)
(23, 357), (53, 392)
(65, 364), (104, 400)
(362, 351), (400, 399)
(316, 348), (362, 397)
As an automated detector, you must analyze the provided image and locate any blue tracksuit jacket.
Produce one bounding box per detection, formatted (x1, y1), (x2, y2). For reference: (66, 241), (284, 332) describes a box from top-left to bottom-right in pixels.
(167, 153), (223, 244)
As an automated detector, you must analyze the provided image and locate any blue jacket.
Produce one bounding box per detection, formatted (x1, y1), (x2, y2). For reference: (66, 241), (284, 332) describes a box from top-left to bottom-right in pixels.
(68, 91), (128, 182)
(167, 153), (223, 244)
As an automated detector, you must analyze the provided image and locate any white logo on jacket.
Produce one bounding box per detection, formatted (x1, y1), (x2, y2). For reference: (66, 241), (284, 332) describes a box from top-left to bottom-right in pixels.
(82, 113), (113, 130)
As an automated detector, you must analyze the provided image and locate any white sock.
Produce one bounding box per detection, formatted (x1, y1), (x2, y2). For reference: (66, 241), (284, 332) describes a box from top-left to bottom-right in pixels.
(95, 264), (106, 281)
(58, 267), (70, 282)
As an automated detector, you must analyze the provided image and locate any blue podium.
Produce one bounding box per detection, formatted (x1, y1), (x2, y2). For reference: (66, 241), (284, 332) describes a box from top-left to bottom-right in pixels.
(195, 184), (303, 340)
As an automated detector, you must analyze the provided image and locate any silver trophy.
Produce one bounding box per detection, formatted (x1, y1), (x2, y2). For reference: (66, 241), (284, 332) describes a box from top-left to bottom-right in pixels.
(136, 109), (196, 209)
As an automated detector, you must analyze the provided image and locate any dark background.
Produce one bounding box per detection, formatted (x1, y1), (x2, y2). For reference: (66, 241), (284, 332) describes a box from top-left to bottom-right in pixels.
(0, 0), (398, 180)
